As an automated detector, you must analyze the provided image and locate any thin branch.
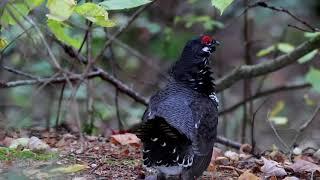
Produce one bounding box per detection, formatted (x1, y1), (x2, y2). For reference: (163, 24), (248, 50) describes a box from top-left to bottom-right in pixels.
(290, 103), (320, 148)
(1, 65), (40, 79)
(267, 111), (290, 151)
(215, 34), (320, 92)
(219, 83), (311, 115)
(216, 135), (241, 149)
(254, 2), (319, 32)
(93, 0), (157, 62)
(251, 98), (269, 154)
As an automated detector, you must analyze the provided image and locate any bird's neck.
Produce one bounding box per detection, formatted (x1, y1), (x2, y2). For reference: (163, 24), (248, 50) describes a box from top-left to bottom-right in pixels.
(170, 58), (215, 96)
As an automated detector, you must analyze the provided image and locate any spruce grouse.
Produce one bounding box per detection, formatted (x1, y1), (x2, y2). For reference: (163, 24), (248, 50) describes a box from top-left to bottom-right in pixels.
(135, 35), (219, 179)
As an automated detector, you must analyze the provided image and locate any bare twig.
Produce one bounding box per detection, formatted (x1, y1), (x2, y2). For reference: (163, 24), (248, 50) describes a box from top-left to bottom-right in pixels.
(93, 0), (157, 62)
(254, 2), (319, 32)
(216, 135), (241, 149)
(290, 103), (320, 148)
(251, 98), (269, 154)
(219, 83), (311, 115)
(288, 24), (314, 33)
(1, 65), (39, 79)
(267, 111), (290, 151)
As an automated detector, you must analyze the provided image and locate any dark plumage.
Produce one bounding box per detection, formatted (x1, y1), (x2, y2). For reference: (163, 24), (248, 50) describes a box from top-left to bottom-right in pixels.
(135, 35), (219, 179)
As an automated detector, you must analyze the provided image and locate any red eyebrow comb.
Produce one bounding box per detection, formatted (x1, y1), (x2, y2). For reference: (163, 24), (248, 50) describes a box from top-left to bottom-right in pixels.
(201, 35), (213, 45)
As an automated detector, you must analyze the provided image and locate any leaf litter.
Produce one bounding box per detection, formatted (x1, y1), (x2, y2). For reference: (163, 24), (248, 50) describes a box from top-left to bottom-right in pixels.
(0, 128), (319, 179)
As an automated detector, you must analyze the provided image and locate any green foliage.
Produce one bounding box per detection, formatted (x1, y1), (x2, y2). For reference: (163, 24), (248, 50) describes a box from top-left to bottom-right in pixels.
(0, 0), (45, 27)
(174, 14), (224, 30)
(10, 86), (33, 107)
(0, 147), (57, 161)
(47, 19), (81, 49)
(256, 43), (294, 57)
(277, 43), (294, 53)
(46, 0), (76, 21)
(305, 67), (320, 93)
(211, 0), (234, 15)
(99, 0), (151, 10)
(0, 37), (8, 49)
(256, 45), (276, 57)
(304, 32), (320, 38)
(74, 3), (116, 27)
(298, 50), (318, 64)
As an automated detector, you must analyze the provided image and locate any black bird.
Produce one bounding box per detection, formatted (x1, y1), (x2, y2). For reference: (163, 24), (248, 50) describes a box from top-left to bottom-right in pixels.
(135, 35), (219, 180)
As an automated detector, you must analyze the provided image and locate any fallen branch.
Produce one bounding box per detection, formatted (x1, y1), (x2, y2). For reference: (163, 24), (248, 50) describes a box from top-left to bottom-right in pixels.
(216, 135), (241, 149)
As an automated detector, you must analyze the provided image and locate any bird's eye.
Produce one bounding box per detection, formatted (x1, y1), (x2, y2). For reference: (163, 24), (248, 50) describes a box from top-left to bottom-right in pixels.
(201, 35), (213, 45)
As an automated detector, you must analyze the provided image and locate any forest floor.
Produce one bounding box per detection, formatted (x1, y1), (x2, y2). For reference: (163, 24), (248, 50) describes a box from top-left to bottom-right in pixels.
(0, 128), (319, 180)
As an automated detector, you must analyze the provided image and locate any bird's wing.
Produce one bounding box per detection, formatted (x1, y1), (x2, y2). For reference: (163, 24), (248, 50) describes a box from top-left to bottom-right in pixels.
(144, 90), (218, 155)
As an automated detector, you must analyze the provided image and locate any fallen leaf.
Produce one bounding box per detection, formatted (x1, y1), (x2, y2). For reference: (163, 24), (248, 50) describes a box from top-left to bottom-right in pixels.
(289, 159), (320, 174)
(50, 164), (88, 174)
(283, 177), (299, 180)
(110, 133), (140, 146)
(240, 144), (252, 154)
(238, 170), (260, 180)
(28, 136), (50, 152)
(261, 157), (287, 177)
(9, 137), (30, 149)
(215, 156), (230, 166)
(224, 150), (239, 161)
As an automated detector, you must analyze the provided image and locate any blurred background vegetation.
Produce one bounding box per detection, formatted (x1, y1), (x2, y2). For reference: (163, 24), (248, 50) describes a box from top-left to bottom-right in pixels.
(0, 0), (320, 151)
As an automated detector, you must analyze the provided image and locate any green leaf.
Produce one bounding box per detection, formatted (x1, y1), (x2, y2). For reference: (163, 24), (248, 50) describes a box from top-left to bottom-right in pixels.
(256, 45), (275, 57)
(50, 164), (87, 174)
(46, 0), (76, 21)
(269, 116), (288, 125)
(298, 49), (318, 64)
(277, 43), (294, 53)
(0, 38), (8, 49)
(47, 19), (81, 49)
(0, 0), (44, 27)
(304, 32), (320, 38)
(99, 0), (151, 10)
(211, 0), (234, 15)
(270, 100), (285, 117)
(305, 67), (320, 93)
(74, 3), (116, 27)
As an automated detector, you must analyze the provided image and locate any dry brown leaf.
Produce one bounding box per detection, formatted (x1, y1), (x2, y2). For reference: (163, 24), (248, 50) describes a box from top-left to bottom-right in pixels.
(110, 133), (140, 146)
(238, 170), (260, 180)
(289, 159), (320, 173)
(261, 157), (287, 177)
(240, 144), (252, 154)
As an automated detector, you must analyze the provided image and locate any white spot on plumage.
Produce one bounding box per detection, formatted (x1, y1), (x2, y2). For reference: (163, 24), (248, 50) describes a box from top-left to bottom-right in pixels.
(195, 123), (199, 129)
(161, 142), (166, 147)
(172, 148), (176, 154)
(156, 160), (162, 164)
(151, 137), (158, 142)
(202, 46), (210, 52)
(143, 149), (151, 153)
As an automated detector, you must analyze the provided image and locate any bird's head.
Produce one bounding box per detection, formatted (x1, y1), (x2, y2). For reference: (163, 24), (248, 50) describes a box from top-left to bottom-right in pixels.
(180, 35), (220, 63)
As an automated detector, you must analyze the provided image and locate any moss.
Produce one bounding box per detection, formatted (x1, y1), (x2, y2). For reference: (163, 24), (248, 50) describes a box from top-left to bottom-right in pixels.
(104, 158), (138, 167)
(0, 147), (58, 161)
